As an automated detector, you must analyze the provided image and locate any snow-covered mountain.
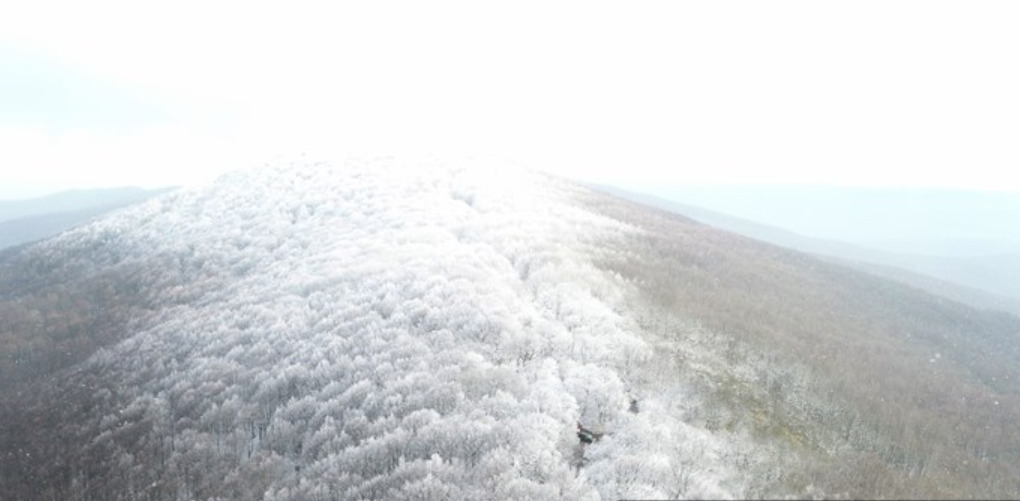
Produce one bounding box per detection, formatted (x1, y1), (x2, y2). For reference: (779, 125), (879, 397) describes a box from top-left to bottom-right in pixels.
(2, 159), (1019, 500)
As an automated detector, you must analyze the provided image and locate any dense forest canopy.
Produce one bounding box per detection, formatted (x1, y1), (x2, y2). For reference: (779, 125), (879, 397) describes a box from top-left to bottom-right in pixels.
(1, 159), (1018, 500)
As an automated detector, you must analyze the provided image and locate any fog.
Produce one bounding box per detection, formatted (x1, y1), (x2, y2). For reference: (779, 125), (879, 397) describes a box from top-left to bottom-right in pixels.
(598, 183), (1020, 312)
(3, 2), (1020, 198)
(635, 185), (1020, 256)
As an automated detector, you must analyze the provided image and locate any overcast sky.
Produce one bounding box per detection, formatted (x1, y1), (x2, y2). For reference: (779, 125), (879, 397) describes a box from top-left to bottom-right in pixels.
(2, 1), (1019, 199)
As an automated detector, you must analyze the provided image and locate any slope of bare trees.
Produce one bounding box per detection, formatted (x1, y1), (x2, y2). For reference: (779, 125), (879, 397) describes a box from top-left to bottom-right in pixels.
(579, 188), (1020, 499)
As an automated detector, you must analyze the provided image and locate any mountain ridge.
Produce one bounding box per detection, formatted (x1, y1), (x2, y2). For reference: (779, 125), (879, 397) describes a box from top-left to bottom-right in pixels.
(2, 160), (1018, 500)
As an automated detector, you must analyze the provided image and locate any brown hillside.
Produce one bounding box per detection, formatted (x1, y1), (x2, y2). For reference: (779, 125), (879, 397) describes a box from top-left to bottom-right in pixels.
(579, 187), (1020, 498)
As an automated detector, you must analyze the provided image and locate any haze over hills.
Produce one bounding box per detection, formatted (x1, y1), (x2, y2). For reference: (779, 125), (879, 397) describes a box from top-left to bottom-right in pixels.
(1, 160), (1018, 500)
(595, 184), (1020, 317)
(0, 187), (174, 221)
(631, 184), (1020, 251)
(0, 187), (176, 250)
(636, 185), (1020, 302)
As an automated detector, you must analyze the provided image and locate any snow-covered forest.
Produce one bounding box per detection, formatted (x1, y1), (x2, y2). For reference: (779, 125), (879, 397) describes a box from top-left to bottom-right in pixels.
(2, 159), (1019, 500)
(2, 160), (752, 499)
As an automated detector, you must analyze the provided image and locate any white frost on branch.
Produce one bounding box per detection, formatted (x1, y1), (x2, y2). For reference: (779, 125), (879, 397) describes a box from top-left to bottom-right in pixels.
(43, 157), (749, 499)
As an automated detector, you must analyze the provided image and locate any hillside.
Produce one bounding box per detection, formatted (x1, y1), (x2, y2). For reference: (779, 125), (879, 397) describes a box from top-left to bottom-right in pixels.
(2, 160), (1018, 500)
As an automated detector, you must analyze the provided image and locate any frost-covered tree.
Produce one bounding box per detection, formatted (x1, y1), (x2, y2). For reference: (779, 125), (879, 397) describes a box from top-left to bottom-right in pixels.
(18, 157), (1016, 500)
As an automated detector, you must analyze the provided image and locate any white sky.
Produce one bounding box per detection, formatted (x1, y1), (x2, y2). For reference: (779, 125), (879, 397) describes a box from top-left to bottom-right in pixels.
(2, 1), (1019, 198)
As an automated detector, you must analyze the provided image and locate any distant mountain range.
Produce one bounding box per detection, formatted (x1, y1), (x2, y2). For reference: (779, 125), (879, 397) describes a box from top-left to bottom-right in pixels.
(0, 187), (175, 249)
(628, 184), (1020, 251)
(593, 184), (1020, 317)
(1, 162), (1017, 499)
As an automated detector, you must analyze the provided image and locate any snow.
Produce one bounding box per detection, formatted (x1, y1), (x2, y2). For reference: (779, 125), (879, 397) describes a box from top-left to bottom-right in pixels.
(41, 157), (751, 499)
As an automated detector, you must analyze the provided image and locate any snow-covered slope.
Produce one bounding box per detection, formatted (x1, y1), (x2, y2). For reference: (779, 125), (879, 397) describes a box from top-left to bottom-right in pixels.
(3, 160), (748, 500)
(5, 158), (1019, 500)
